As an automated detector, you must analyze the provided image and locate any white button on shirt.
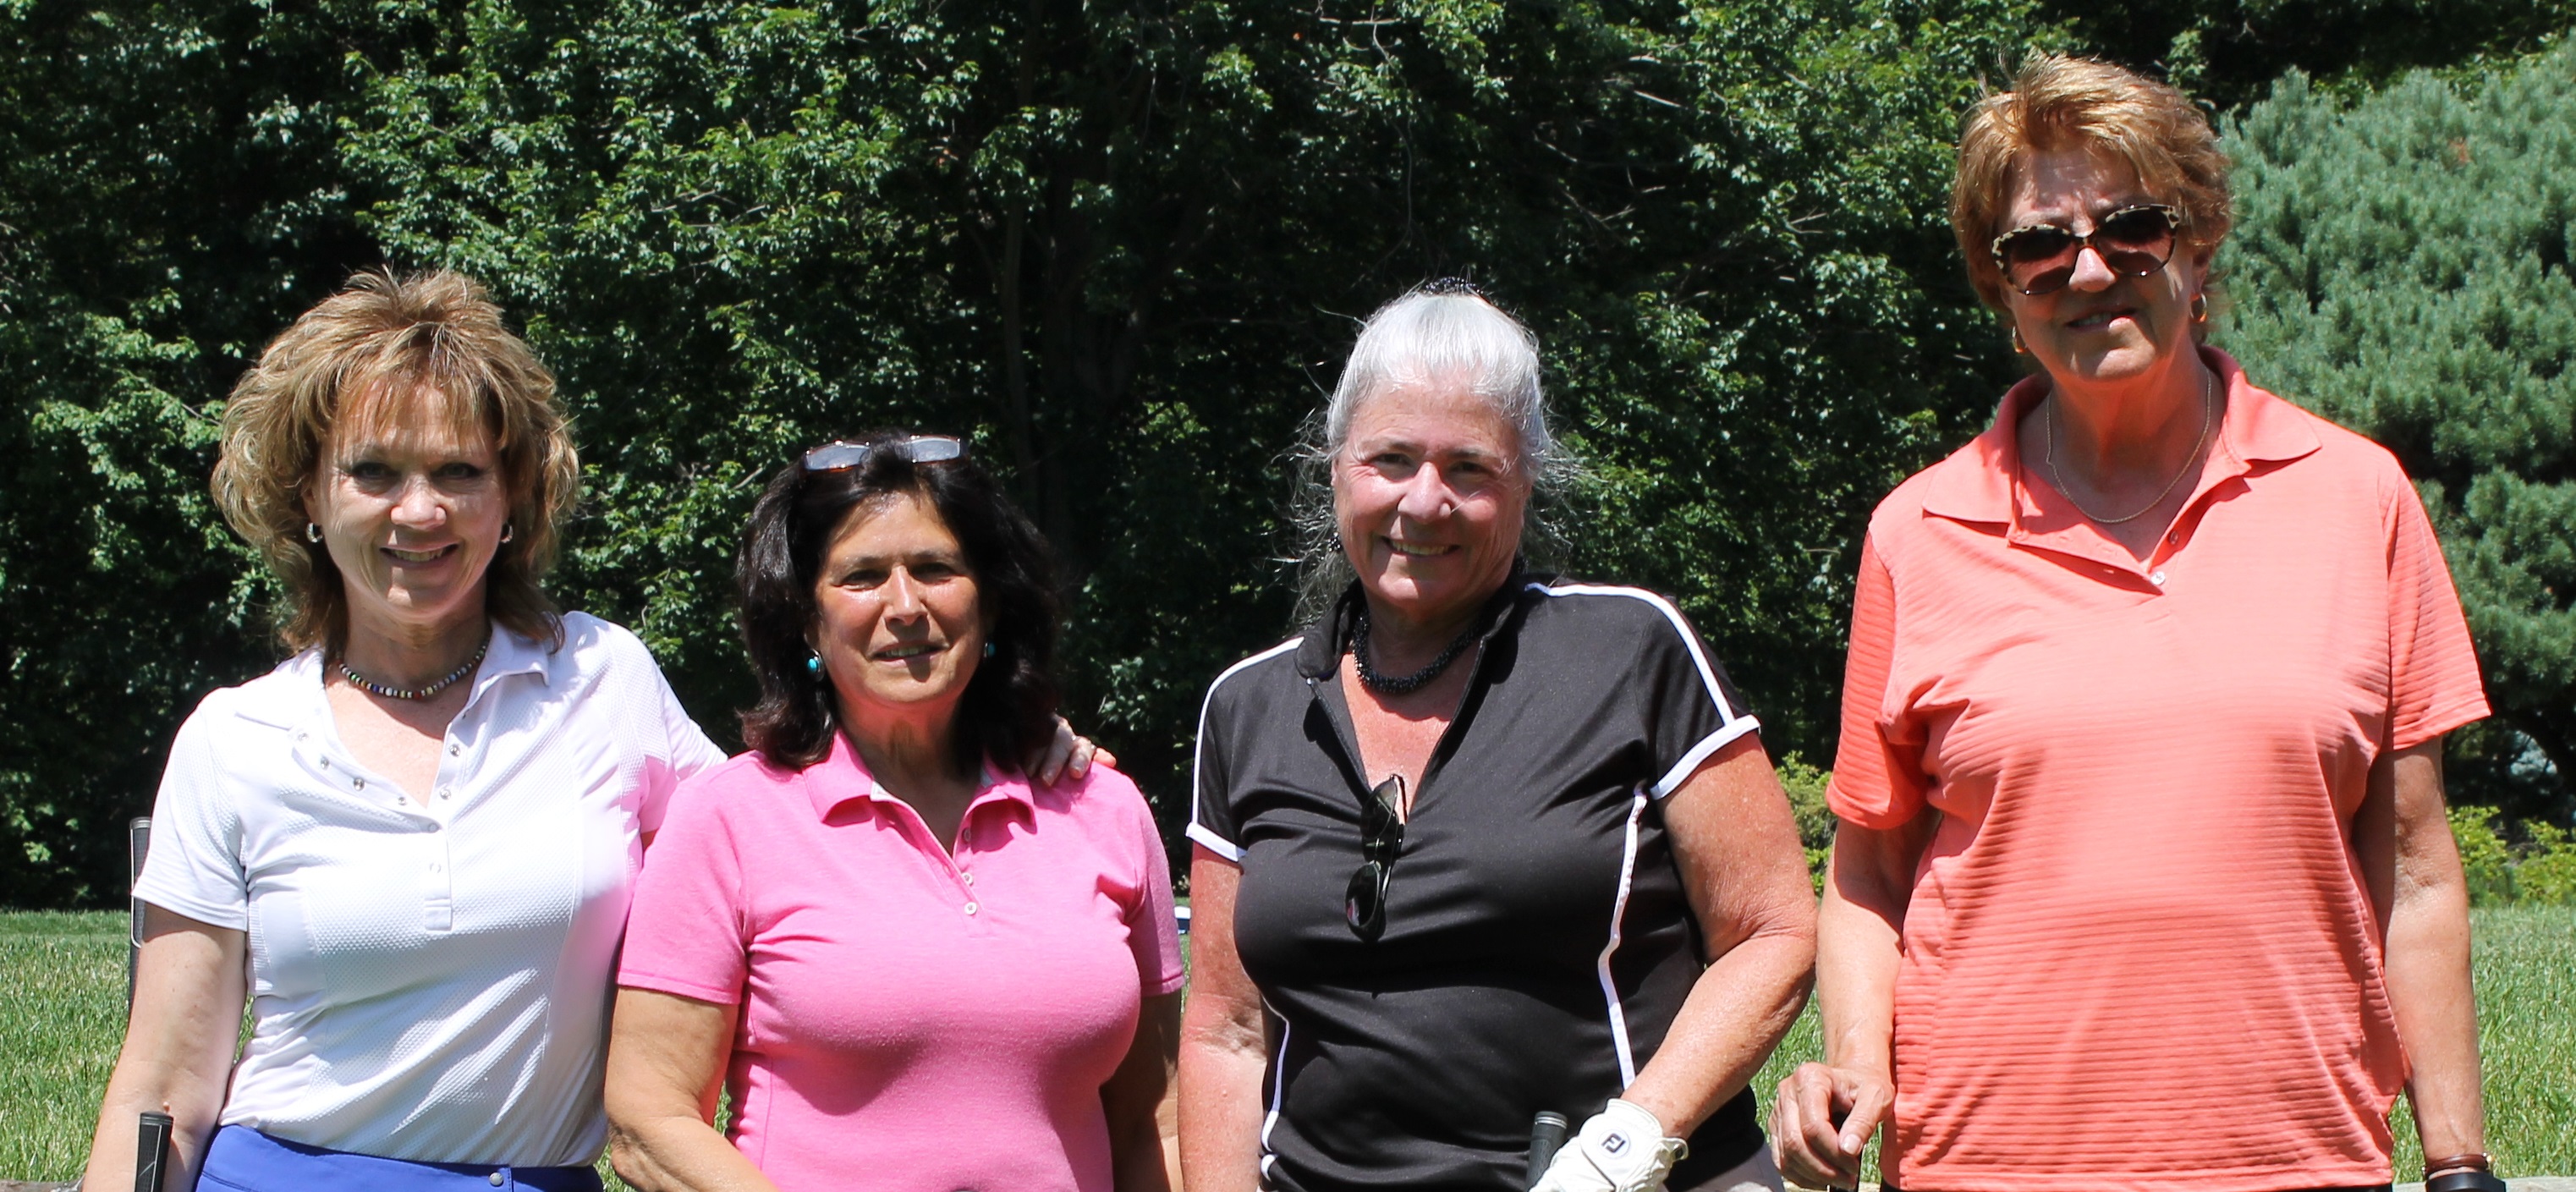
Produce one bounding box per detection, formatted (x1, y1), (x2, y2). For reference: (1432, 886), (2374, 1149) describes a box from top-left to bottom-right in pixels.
(134, 612), (723, 1166)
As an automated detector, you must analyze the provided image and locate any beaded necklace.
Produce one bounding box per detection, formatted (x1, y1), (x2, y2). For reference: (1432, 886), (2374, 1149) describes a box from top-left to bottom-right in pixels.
(1350, 605), (1480, 695)
(339, 634), (489, 700)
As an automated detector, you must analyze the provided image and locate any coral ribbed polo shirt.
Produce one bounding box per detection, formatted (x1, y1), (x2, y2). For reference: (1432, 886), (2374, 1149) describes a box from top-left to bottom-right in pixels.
(1828, 349), (2488, 1192)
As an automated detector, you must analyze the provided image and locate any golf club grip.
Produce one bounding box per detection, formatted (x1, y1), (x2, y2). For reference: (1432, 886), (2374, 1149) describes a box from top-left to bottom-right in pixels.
(134, 1110), (173, 1192)
(1526, 1111), (1570, 1189)
(128, 817), (151, 1009)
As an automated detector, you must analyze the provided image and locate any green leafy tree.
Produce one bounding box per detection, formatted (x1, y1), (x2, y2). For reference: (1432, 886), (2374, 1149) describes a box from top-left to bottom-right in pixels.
(23, 0), (2568, 907)
(2041, 0), (2574, 108)
(324, 0), (2040, 876)
(2223, 44), (2576, 827)
(0, 3), (397, 904)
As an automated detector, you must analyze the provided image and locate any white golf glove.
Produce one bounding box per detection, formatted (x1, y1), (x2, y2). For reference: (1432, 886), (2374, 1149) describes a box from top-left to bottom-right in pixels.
(1530, 1098), (1689, 1192)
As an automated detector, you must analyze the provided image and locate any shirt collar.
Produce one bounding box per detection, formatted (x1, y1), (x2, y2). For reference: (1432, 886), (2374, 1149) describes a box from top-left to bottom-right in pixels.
(1293, 560), (1539, 681)
(234, 619), (554, 731)
(1917, 346), (2321, 529)
(800, 728), (1027, 822)
(479, 621), (552, 686)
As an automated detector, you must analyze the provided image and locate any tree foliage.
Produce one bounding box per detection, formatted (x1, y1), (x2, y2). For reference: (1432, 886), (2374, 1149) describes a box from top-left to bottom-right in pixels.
(2223, 43), (2576, 828)
(0, 3), (380, 904)
(0, 0), (2043, 904)
(3, 0), (2570, 906)
(2043, 0), (2575, 107)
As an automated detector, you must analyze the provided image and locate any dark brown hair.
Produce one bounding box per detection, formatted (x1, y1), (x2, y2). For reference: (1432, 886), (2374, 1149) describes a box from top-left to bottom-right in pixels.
(734, 433), (1062, 772)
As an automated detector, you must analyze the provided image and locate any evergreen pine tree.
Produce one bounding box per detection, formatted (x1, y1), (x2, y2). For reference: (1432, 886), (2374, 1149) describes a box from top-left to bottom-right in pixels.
(2225, 43), (2576, 827)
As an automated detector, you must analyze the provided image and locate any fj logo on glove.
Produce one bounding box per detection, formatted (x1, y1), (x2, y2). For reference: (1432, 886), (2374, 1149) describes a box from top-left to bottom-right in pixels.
(1530, 1098), (1684, 1192)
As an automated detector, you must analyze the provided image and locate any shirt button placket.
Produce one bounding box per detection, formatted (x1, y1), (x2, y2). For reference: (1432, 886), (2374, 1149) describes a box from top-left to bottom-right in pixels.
(425, 827), (454, 932)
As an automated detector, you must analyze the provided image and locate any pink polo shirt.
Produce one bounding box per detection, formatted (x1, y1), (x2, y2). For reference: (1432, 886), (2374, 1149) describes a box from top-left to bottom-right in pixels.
(1830, 349), (2488, 1191)
(619, 733), (1184, 1192)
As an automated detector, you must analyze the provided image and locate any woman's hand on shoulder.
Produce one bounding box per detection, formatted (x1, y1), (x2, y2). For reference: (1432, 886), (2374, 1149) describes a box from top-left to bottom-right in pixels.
(1029, 715), (1118, 787)
(1771, 1062), (1892, 1190)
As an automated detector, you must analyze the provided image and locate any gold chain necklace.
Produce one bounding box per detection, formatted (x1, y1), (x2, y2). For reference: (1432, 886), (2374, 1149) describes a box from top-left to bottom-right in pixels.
(2045, 366), (2217, 526)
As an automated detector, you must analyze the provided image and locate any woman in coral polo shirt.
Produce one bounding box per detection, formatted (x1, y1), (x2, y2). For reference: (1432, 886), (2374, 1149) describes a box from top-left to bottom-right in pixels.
(1772, 55), (2501, 1192)
(604, 433), (1184, 1192)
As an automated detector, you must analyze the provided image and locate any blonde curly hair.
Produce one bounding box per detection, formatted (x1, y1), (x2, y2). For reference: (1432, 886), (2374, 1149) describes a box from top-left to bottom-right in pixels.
(211, 269), (579, 654)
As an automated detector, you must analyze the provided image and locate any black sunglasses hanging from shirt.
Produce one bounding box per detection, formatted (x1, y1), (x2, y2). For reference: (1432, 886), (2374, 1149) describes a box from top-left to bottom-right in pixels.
(1343, 774), (1404, 941)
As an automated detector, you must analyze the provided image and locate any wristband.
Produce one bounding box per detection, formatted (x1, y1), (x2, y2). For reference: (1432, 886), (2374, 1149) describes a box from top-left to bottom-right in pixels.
(2425, 1170), (2507, 1192)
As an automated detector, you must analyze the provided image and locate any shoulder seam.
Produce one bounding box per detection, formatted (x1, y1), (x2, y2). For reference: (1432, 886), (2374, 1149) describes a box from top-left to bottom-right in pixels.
(1528, 582), (1758, 796)
(1189, 636), (1300, 860)
(1206, 636), (1302, 696)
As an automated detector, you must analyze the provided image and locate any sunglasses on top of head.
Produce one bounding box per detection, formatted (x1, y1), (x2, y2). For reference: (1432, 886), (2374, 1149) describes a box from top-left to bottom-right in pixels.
(801, 435), (967, 473)
(1990, 204), (2182, 297)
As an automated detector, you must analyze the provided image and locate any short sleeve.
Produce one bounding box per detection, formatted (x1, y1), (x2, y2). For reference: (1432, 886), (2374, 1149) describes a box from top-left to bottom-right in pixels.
(619, 772), (752, 1004)
(1827, 535), (1932, 828)
(1634, 595), (1761, 799)
(131, 702), (252, 930)
(2385, 480), (2490, 749)
(1119, 792), (1186, 996)
(1186, 678), (1244, 863)
(640, 663), (727, 835)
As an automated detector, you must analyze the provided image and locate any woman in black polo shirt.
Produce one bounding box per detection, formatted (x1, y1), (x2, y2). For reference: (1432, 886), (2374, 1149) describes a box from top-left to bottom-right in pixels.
(1176, 286), (1818, 1192)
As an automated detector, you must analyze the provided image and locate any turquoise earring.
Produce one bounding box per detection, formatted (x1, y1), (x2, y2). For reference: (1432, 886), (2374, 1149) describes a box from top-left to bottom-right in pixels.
(806, 654), (822, 675)
(982, 641), (997, 659)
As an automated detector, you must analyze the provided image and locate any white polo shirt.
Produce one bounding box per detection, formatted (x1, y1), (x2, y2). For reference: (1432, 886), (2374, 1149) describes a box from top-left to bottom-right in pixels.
(134, 612), (724, 1166)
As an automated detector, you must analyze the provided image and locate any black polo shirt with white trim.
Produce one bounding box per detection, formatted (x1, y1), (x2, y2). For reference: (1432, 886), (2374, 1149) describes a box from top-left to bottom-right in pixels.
(1189, 574), (1766, 1192)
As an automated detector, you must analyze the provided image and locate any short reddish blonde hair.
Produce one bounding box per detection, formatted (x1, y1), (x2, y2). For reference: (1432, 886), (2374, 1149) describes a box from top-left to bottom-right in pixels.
(1952, 53), (2233, 310)
(211, 269), (579, 653)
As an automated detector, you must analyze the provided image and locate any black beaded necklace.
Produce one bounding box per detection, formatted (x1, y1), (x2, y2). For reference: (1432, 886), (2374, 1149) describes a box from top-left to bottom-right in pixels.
(1350, 605), (1480, 695)
(339, 635), (489, 700)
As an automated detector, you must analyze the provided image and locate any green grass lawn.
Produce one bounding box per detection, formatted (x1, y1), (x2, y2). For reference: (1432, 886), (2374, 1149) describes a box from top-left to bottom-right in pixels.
(0, 912), (125, 1182)
(7, 907), (2568, 1184)
(1744, 904), (2576, 1183)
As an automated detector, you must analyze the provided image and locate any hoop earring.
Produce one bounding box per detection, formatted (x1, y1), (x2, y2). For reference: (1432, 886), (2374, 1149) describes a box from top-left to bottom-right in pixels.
(2009, 327), (2029, 355)
(500, 521), (516, 545)
(2190, 294), (2209, 323)
(305, 523), (322, 543)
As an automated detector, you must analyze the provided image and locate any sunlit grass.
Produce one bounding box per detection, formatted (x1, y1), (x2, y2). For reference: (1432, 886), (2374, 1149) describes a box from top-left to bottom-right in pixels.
(1754, 904), (2576, 1185)
(8, 906), (2567, 1184)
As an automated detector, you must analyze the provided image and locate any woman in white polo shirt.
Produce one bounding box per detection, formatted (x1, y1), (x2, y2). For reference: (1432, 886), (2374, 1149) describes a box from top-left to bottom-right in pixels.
(74, 268), (719, 1192)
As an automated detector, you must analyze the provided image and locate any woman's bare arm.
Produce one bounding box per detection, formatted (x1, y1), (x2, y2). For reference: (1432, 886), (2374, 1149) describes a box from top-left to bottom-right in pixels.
(2358, 737), (2486, 1167)
(1102, 990), (1183, 1191)
(80, 905), (247, 1192)
(1618, 733), (1819, 1135)
(604, 988), (778, 1192)
(1773, 810), (1936, 1189)
(1177, 848), (1272, 1192)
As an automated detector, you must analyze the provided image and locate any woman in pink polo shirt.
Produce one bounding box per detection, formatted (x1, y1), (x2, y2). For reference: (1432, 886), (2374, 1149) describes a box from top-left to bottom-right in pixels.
(604, 432), (1184, 1192)
(1772, 55), (2500, 1192)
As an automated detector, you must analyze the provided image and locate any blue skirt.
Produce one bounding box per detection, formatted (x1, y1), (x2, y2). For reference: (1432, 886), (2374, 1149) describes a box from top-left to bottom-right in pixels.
(198, 1125), (603, 1192)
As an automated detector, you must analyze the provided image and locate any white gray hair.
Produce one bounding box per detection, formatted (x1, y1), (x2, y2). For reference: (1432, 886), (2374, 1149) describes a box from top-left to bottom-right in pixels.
(1290, 287), (1580, 619)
